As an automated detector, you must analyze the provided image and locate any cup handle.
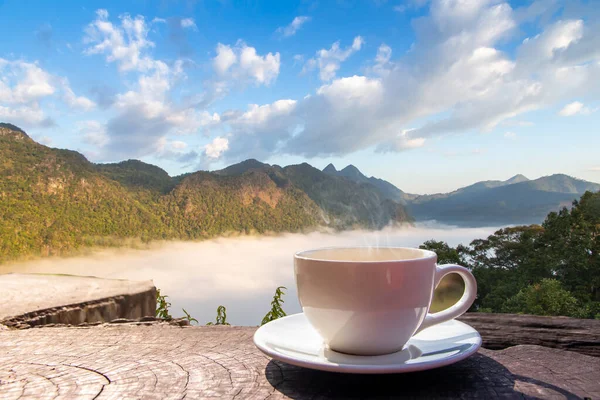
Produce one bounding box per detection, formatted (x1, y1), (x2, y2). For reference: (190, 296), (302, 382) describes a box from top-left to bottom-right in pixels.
(415, 264), (477, 334)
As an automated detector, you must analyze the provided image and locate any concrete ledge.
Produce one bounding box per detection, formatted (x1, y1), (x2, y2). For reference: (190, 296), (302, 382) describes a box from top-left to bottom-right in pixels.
(0, 273), (156, 328)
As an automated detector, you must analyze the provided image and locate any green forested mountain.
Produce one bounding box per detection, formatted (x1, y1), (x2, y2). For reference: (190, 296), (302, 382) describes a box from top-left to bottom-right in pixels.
(0, 124), (410, 263)
(96, 160), (176, 194)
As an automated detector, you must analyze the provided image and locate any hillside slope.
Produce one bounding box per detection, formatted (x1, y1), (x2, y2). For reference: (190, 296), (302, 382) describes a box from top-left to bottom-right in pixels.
(0, 124), (411, 262)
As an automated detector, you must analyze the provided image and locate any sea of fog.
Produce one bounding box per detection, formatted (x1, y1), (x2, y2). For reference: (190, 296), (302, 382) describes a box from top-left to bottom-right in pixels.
(3, 223), (501, 326)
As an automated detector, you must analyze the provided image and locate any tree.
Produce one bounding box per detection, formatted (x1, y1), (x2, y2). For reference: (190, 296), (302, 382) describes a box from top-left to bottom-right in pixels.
(419, 240), (468, 265)
(502, 279), (579, 317)
(419, 192), (600, 318)
(541, 192), (600, 307)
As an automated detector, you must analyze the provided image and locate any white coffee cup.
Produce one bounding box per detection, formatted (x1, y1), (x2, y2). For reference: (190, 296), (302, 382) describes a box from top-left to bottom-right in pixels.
(294, 246), (477, 356)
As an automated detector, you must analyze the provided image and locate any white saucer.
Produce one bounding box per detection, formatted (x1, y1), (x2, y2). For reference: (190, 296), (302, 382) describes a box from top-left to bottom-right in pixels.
(253, 313), (481, 374)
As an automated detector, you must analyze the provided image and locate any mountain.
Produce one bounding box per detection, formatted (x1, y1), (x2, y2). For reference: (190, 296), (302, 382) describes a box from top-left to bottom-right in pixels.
(96, 160), (175, 194)
(322, 163), (407, 203)
(321, 162), (600, 227)
(283, 163), (411, 228)
(217, 160), (411, 228)
(0, 124), (172, 262)
(214, 159), (269, 176)
(407, 174), (600, 226)
(411, 174), (531, 203)
(0, 124), (411, 263)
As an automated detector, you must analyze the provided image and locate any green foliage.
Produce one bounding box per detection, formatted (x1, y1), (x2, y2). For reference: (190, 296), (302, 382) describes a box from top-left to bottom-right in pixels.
(502, 279), (579, 317)
(261, 286), (287, 325)
(96, 160), (175, 194)
(182, 308), (198, 325)
(206, 305), (230, 326)
(419, 240), (467, 265)
(156, 289), (172, 320)
(426, 191), (600, 318)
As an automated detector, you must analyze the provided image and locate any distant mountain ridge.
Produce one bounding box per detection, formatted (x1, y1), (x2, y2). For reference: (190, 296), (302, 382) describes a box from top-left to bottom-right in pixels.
(322, 162), (599, 227)
(322, 163), (407, 203)
(406, 173), (600, 226)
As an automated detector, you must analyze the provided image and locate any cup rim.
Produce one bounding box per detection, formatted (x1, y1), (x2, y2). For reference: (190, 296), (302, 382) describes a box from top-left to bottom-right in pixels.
(294, 246), (437, 263)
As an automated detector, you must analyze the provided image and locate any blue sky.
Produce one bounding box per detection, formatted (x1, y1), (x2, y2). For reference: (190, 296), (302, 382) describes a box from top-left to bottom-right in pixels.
(0, 0), (599, 194)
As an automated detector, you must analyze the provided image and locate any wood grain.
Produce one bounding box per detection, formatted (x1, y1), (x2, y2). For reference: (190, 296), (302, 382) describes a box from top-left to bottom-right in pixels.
(459, 312), (600, 357)
(1, 323), (598, 399)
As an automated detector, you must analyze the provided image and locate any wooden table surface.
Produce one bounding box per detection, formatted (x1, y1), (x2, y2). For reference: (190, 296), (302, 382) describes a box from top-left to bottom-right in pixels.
(1, 323), (599, 399)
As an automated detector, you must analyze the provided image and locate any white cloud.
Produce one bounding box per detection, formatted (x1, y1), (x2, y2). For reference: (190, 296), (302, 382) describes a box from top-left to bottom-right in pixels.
(35, 135), (53, 146)
(216, 99), (298, 161)
(154, 137), (199, 163)
(376, 129), (425, 152)
(304, 36), (364, 81)
(0, 104), (54, 127)
(0, 60), (55, 104)
(79, 120), (109, 147)
(83, 9), (156, 72)
(204, 137), (229, 159)
(167, 110), (221, 134)
(214, 43), (237, 75)
(0, 59), (94, 128)
(152, 17), (166, 24)
(239, 46), (280, 85)
(588, 166), (600, 172)
(9, 2), (596, 167)
(171, 140), (188, 150)
(375, 44), (392, 65)
(504, 131), (517, 139)
(212, 41), (280, 86)
(207, 0), (600, 161)
(180, 18), (197, 30)
(14, 65), (55, 102)
(276, 16), (311, 37)
(79, 9), (222, 162)
(61, 79), (96, 111)
(372, 43), (392, 76)
(558, 101), (595, 116)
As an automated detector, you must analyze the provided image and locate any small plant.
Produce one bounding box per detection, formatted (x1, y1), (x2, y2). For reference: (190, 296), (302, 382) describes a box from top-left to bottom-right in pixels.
(156, 289), (172, 320)
(206, 305), (230, 326)
(261, 286), (287, 326)
(182, 308), (198, 325)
